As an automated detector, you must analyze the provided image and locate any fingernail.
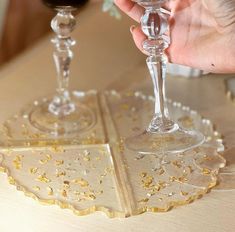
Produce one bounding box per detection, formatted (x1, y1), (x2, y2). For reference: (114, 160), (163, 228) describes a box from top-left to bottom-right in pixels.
(130, 25), (136, 34)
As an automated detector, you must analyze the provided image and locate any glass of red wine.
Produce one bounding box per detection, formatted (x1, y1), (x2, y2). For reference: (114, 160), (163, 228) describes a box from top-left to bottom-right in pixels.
(29, 0), (94, 136)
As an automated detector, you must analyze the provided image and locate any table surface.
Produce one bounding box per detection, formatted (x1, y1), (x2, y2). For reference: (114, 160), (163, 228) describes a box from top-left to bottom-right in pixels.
(0, 3), (235, 232)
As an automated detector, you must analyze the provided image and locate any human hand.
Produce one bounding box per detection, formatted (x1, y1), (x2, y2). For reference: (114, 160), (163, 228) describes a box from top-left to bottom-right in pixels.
(114, 0), (235, 73)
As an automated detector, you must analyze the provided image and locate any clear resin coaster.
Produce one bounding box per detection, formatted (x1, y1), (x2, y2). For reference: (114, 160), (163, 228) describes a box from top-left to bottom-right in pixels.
(0, 90), (106, 147)
(0, 145), (126, 217)
(102, 91), (226, 213)
(0, 91), (226, 217)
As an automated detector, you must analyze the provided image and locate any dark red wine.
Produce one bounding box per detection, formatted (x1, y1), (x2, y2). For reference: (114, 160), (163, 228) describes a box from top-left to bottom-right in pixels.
(42, 0), (88, 8)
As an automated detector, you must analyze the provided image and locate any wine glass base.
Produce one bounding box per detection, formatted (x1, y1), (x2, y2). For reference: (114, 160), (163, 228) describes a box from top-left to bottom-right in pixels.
(125, 127), (205, 154)
(29, 101), (95, 136)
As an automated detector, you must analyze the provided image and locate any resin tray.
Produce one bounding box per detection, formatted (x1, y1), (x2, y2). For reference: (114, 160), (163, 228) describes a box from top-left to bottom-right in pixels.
(0, 91), (226, 218)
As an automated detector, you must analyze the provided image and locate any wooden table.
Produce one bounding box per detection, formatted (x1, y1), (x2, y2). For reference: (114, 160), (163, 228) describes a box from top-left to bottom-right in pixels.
(0, 3), (234, 232)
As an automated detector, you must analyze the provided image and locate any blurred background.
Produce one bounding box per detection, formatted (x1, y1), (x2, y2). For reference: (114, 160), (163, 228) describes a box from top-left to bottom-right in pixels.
(0, 0), (56, 67)
(0, 0), (202, 77)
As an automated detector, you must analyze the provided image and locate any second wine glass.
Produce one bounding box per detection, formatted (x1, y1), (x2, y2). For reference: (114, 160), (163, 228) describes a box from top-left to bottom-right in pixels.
(125, 0), (205, 154)
(29, 1), (95, 136)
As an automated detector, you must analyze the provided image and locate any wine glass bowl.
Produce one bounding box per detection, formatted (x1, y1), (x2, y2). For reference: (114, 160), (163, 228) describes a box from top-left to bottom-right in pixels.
(42, 0), (88, 8)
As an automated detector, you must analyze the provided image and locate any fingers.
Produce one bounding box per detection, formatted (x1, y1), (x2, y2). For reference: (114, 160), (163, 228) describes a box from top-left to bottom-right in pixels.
(130, 25), (148, 55)
(115, 0), (173, 56)
(114, 0), (172, 22)
(114, 0), (144, 22)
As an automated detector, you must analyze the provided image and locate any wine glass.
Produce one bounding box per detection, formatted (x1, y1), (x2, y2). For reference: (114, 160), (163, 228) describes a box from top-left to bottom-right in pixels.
(125, 0), (205, 154)
(29, 0), (95, 136)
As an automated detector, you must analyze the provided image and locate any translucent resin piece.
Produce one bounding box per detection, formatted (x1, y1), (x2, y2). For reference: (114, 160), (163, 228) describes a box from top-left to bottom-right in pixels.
(0, 91), (106, 147)
(0, 91), (227, 217)
(0, 144), (125, 217)
(103, 91), (226, 214)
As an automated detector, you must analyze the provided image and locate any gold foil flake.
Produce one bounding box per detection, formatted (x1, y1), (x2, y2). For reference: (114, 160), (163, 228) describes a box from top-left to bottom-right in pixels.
(36, 173), (51, 183)
(55, 160), (64, 166)
(63, 180), (70, 189)
(202, 168), (211, 175)
(140, 172), (147, 178)
(158, 181), (167, 189)
(85, 193), (96, 201)
(204, 155), (213, 161)
(50, 145), (65, 153)
(61, 189), (67, 198)
(29, 167), (38, 174)
(8, 176), (16, 184)
(142, 176), (154, 189)
(172, 160), (182, 168)
(33, 186), (40, 191)
(73, 191), (96, 201)
(105, 167), (114, 174)
(46, 154), (52, 160)
(96, 190), (103, 195)
(83, 150), (91, 162)
(169, 175), (188, 183)
(180, 191), (189, 196)
(117, 140), (125, 153)
(169, 176), (177, 182)
(95, 156), (101, 161)
(153, 185), (161, 192)
(39, 159), (48, 164)
(39, 154), (51, 164)
(13, 155), (23, 170)
(72, 178), (89, 188)
(138, 198), (149, 204)
(178, 116), (194, 128)
(37, 141), (48, 147)
(64, 180), (70, 185)
(29, 133), (45, 139)
(177, 176), (188, 183)
(188, 165), (193, 173)
(47, 186), (53, 196)
(56, 169), (66, 177)
(83, 157), (91, 162)
(13, 161), (21, 170)
(158, 168), (165, 176)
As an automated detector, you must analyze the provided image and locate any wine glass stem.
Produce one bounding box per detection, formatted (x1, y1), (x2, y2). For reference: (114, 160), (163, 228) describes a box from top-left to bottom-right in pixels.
(147, 54), (167, 117)
(49, 8), (76, 116)
(140, 5), (177, 133)
(147, 52), (176, 133)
